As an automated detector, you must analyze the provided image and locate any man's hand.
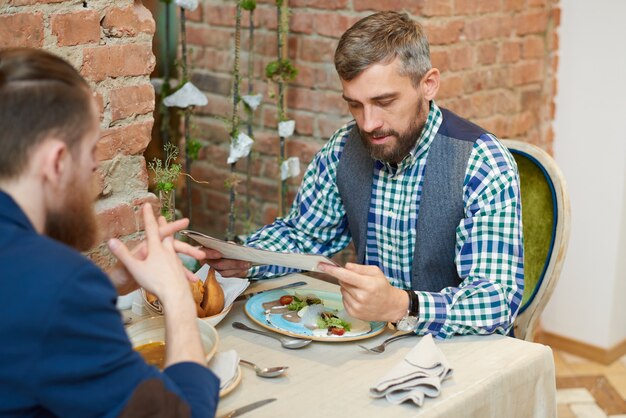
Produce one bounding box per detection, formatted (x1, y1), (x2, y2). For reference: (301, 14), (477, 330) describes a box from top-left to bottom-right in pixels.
(108, 212), (205, 295)
(108, 204), (193, 304)
(200, 247), (251, 278)
(318, 262), (408, 322)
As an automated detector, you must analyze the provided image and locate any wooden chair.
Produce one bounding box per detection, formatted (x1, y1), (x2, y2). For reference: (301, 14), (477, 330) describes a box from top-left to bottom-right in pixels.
(502, 140), (571, 341)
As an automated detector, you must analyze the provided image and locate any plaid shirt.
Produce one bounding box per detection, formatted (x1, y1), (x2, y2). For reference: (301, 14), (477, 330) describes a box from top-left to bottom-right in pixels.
(246, 102), (524, 338)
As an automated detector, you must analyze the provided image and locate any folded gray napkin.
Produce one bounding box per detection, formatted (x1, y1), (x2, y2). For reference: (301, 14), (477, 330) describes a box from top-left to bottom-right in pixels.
(370, 334), (453, 406)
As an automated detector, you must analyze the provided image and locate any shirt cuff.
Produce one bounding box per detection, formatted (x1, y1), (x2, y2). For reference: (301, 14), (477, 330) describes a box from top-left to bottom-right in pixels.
(414, 291), (449, 337)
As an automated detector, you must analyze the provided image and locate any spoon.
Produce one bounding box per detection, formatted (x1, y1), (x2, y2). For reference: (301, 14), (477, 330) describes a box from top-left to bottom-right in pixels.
(232, 321), (312, 349)
(240, 359), (288, 378)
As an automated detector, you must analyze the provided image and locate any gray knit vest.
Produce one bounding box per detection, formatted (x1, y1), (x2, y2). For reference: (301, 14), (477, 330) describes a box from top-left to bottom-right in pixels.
(336, 108), (486, 292)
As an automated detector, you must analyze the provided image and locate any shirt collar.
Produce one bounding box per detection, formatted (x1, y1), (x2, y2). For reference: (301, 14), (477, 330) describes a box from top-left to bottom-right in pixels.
(0, 190), (36, 233)
(380, 101), (443, 176)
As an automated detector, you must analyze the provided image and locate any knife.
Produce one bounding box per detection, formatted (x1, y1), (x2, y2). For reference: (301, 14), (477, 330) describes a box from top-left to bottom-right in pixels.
(234, 281), (307, 302)
(217, 398), (276, 418)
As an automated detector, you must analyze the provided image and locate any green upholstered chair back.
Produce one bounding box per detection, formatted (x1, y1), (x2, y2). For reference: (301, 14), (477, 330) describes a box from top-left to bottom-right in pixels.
(502, 140), (571, 341)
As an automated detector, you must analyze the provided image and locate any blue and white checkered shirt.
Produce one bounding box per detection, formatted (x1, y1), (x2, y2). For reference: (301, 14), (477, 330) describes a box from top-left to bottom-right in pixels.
(246, 102), (524, 338)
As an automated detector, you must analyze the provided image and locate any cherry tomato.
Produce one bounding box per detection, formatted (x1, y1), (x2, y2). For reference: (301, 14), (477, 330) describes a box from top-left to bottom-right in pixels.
(279, 295), (294, 305)
(328, 326), (345, 336)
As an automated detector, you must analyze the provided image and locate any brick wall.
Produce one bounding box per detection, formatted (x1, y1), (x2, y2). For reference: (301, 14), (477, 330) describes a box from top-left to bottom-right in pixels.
(0, 0), (158, 270)
(186, 0), (560, 240)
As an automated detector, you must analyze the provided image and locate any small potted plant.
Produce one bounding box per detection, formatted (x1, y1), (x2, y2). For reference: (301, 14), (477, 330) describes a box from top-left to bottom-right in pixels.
(148, 142), (182, 221)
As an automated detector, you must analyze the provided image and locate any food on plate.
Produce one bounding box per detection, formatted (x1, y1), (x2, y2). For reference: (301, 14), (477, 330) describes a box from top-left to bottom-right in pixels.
(145, 267), (225, 318)
(263, 292), (370, 337)
(200, 267), (225, 317)
(136, 341), (166, 369)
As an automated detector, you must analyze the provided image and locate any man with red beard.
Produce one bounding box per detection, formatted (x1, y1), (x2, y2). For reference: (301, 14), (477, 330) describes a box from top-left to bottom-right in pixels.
(205, 11), (524, 339)
(0, 49), (219, 417)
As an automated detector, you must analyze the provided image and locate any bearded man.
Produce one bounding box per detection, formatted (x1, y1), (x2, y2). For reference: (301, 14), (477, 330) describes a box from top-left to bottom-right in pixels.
(0, 48), (219, 417)
(205, 11), (524, 339)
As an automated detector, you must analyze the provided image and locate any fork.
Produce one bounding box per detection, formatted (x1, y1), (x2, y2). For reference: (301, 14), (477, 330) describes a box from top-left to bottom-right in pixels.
(358, 332), (416, 354)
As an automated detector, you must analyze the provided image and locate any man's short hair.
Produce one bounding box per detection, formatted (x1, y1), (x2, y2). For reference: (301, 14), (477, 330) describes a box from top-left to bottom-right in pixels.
(0, 48), (94, 180)
(334, 11), (432, 88)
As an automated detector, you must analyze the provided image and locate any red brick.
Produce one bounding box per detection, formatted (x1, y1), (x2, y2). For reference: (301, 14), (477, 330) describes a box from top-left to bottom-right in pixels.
(286, 138), (322, 163)
(430, 49), (450, 72)
(205, 4), (238, 27)
(512, 59), (544, 86)
(298, 37), (336, 63)
(0, 12), (43, 48)
(252, 130), (279, 156)
(95, 201), (138, 240)
(97, 121), (154, 160)
(316, 114), (351, 139)
(353, 0), (423, 14)
(448, 46), (473, 71)
(438, 74), (464, 99)
(290, 0), (349, 9)
(476, 43), (498, 65)
(454, 0), (500, 14)
(102, 3), (155, 38)
(290, 12), (314, 34)
(551, 7), (561, 27)
(290, 111), (315, 136)
(528, 0), (548, 6)
(51, 10), (100, 46)
(82, 44), (155, 82)
(522, 36), (545, 59)
(464, 15), (513, 41)
(110, 84), (156, 122)
(187, 3), (203, 22)
(422, 0), (453, 16)
(500, 40), (521, 63)
(504, 0), (524, 11)
(507, 111), (533, 137)
(186, 26), (232, 49)
(254, 6), (278, 31)
(515, 10), (549, 36)
(262, 204), (278, 225)
(423, 20), (464, 45)
(314, 12), (352, 38)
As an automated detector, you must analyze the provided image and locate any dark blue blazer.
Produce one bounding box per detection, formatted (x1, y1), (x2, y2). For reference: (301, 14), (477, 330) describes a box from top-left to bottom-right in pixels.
(0, 191), (219, 417)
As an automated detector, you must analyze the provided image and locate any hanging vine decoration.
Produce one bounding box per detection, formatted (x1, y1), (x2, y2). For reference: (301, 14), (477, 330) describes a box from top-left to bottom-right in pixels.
(225, 0), (243, 242)
(265, 0), (298, 217)
(241, 0), (258, 235)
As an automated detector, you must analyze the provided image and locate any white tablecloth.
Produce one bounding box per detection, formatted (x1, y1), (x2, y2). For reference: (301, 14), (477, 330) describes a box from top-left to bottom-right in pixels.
(133, 274), (557, 417)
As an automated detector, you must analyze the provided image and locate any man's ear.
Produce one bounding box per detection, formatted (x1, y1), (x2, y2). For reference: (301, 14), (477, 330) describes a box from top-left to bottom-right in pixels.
(39, 139), (71, 188)
(421, 68), (440, 101)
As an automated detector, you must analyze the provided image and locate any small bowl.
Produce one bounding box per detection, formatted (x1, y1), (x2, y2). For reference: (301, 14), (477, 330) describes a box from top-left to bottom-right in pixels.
(141, 288), (233, 327)
(126, 316), (219, 365)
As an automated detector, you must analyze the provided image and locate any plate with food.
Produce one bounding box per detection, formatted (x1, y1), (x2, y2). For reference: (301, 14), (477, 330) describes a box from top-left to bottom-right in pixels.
(142, 265), (248, 327)
(244, 288), (387, 342)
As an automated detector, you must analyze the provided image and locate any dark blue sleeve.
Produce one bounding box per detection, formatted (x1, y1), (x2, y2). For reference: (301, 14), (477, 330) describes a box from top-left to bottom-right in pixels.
(32, 262), (219, 418)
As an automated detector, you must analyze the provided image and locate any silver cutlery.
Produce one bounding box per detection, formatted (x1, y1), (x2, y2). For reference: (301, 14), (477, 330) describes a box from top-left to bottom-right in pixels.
(358, 332), (416, 354)
(234, 281), (307, 302)
(232, 321), (312, 349)
(239, 359), (288, 378)
(217, 398), (276, 418)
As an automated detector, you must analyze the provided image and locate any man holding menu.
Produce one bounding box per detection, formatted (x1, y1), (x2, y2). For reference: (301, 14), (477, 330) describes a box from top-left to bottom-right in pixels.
(204, 11), (524, 339)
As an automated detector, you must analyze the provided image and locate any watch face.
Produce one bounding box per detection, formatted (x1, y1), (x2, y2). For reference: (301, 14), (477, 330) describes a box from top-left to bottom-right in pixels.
(396, 316), (418, 332)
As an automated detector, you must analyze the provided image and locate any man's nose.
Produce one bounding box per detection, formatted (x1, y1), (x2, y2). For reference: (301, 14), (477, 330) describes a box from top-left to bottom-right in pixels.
(361, 105), (383, 133)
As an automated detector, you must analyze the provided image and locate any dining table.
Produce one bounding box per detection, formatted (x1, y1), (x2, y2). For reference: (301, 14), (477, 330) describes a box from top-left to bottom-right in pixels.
(127, 273), (556, 417)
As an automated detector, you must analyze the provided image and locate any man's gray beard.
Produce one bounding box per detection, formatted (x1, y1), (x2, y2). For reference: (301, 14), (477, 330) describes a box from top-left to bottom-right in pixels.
(45, 187), (98, 252)
(358, 99), (427, 164)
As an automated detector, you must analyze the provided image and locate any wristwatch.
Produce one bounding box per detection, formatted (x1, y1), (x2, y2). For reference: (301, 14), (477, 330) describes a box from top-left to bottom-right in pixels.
(396, 289), (419, 331)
